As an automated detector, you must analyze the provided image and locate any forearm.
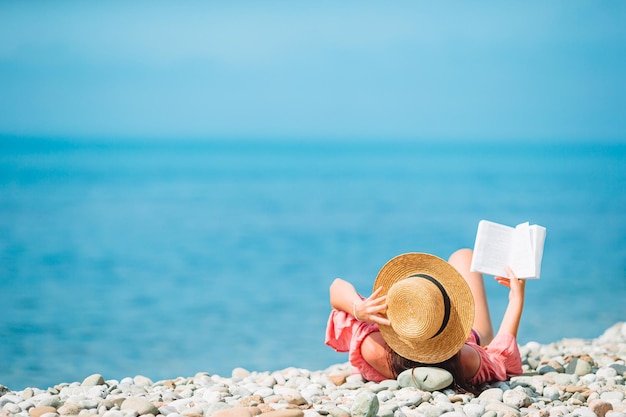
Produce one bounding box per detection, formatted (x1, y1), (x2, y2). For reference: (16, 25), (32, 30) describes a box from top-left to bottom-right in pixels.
(329, 278), (362, 314)
(497, 295), (524, 337)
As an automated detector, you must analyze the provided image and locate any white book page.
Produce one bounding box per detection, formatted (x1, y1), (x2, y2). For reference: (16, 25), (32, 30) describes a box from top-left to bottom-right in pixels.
(529, 224), (547, 279)
(470, 220), (514, 277)
(509, 222), (535, 278)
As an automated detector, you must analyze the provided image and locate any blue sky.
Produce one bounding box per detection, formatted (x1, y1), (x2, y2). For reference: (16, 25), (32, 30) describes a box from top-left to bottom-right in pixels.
(1, 2), (624, 142)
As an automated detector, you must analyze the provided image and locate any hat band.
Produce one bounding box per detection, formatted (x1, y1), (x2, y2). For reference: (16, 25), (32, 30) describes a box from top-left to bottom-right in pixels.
(408, 273), (451, 339)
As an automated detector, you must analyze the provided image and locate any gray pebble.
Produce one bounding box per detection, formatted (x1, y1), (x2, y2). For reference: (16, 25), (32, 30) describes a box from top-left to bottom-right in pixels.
(565, 358), (593, 376)
(538, 365), (558, 375)
(608, 363), (626, 376)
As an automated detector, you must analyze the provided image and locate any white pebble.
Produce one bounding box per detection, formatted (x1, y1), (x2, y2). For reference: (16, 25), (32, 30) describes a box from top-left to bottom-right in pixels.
(597, 367), (618, 380)
(580, 374), (597, 385)
(543, 386), (561, 401)
(600, 391), (625, 404)
(463, 403), (486, 417)
(571, 407), (597, 417)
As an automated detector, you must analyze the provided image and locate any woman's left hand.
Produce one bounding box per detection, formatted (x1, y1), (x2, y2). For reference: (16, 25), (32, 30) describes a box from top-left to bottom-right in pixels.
(354, 286), (391, 326)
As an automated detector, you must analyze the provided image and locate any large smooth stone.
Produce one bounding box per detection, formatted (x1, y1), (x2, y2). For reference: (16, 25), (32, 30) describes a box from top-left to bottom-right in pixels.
(397, 367), (453, 391)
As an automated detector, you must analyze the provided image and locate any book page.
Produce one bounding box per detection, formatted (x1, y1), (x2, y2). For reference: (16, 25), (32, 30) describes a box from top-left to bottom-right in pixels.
(470, 220), (514, 277)
(509, 222), (535, 278)
(529, 224), (547, 278)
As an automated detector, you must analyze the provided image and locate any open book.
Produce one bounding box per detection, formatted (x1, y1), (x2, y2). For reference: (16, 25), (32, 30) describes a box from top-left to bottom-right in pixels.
(470, 220), (547, 279)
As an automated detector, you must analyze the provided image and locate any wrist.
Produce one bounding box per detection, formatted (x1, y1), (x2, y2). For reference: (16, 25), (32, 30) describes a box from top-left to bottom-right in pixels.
(353, 300), (361, 321)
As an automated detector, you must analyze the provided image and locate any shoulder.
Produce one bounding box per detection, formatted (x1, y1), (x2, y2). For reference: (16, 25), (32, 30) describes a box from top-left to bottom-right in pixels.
(360, 331), (394, 379)
(459, 344), (481, 380)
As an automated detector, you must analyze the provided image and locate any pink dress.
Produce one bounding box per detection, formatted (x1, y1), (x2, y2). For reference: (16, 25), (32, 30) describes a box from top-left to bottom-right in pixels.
(325, 309), (523, 385)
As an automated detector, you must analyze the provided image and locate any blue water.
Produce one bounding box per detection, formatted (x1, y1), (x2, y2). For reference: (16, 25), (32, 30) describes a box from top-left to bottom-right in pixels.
(1, 137), (624, 390)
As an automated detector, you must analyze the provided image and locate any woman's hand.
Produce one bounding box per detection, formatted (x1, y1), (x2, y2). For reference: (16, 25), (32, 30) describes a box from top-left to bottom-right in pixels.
(495, 266), (526, 303)
(354, 286), (391, 326)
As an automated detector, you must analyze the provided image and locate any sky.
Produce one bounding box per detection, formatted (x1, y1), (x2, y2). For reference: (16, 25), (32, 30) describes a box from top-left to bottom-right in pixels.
(0, 1), (625, 142)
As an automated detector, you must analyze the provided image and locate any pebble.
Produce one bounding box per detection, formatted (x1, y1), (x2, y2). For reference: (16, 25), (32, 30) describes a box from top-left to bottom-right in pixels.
(81, 374), (105, 387)
(349, 391), (378, 417)
(120, 397), (159, 415)
(397, 367), (453, 391)
(590, 399), (614, 417)
(503, 387), (532, 408)
(566, 358), (594, 376)
(28, 406), (56, 417)
(478, 387), (504, 402)
(463, 403), (485, 417)
(1, 322), (625, 417)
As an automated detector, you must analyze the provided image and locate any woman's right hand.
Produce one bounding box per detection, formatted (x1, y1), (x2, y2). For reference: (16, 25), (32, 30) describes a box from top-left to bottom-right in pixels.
(495, 266), (526, 303)
(354, 286), (391, 326)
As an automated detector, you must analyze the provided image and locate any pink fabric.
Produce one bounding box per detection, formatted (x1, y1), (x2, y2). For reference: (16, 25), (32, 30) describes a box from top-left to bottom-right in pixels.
(466, 330), (523, 385)
(325, 308), (523, 385)
(325, 309), (388, 382)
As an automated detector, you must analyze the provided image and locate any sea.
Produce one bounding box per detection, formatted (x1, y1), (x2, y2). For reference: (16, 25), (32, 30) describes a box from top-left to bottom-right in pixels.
(1, 137), (624, 391)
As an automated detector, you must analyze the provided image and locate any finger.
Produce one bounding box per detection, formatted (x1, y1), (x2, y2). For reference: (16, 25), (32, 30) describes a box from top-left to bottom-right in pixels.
(495, 276), (511, 288)
(371, 295), (387, 305)
(370, 304), (387, 315)
(373, 316), (391, 327)
(505, 266), (518, 280)
(370, 286), (384, 299)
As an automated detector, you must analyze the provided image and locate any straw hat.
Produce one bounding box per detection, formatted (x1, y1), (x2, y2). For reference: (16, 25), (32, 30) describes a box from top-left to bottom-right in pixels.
(373, 253), (475, 364)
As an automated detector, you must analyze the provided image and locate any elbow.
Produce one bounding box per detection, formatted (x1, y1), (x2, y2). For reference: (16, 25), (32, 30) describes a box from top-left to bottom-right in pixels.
(329, 278), (346, 309)
(330, 278), (347, 294)
(330, 278), (344, 291)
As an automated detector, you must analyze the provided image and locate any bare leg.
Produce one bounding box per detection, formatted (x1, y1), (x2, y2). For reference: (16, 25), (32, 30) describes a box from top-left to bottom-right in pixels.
(448, 248), (494, 345)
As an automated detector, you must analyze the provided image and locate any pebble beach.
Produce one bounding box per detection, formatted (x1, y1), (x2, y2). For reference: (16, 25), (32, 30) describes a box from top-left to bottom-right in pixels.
(1, 323), (625, 417)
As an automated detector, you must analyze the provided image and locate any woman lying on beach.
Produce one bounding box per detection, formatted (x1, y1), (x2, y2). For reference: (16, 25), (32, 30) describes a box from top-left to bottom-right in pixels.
(325, 248), (524, 393)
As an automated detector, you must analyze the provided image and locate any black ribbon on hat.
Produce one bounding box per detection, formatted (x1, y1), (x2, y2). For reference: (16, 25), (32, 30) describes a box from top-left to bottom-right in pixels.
(408, 273), (451, 339)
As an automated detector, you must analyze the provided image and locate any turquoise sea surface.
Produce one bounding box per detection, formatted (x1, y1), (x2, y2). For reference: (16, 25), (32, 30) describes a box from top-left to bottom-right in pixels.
(1, 138), (624, 390)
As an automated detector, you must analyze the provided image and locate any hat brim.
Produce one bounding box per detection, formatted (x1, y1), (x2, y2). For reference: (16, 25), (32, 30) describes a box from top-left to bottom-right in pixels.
(373, 253), (475, 364)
